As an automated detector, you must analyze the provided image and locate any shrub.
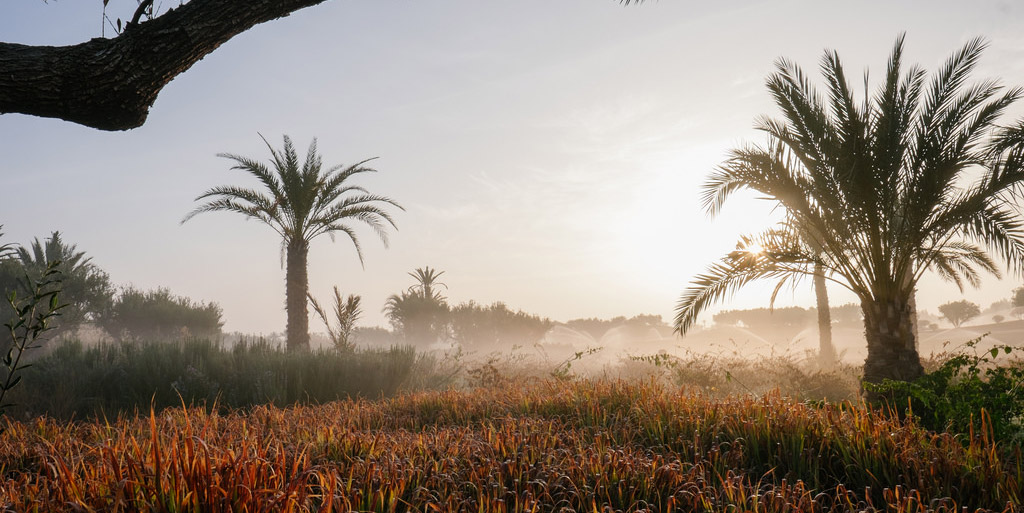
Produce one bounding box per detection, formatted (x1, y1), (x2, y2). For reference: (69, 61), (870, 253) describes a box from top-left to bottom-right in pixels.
(96, 286), (222, 342)
(449, 301), (552, 351)
(867, 336), (1024, 443)
(309, 287), (361, 351)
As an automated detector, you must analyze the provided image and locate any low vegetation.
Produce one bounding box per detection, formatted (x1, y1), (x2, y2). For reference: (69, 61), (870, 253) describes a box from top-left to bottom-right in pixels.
(634, 350), (861, 403)
(870, 337), (1024, 443)
(1, 380), (1020, 511)
(2, 338), (416, 420)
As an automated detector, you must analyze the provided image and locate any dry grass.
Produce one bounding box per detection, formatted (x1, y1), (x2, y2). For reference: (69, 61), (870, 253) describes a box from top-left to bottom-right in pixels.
(0, 380), (1020, 512)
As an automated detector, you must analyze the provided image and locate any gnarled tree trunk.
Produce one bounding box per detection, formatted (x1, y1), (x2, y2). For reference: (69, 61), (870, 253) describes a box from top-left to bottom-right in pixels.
(285, 240), (310, 351)
(861, 295), (924, 387)
(0, 0), (330, 130)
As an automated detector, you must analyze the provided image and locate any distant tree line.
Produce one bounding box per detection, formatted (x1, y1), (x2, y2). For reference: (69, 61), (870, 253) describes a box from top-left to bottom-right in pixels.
(375, 266), (669, 351)
(379, 267), (554, 351)
(714, 296), (1024, 331)
(0, 228), (222, 342)
(712, 304), (862, 331)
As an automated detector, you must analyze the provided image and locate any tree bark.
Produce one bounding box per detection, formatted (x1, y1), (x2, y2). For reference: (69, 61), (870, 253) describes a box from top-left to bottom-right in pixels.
(0, 0), (330, 131)
(861, 295), (924, 387)
(285, 240), (310, 351)
(813, 263), (836, 367)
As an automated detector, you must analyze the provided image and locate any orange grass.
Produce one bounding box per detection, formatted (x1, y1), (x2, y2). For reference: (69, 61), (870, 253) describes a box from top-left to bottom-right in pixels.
(0, 380), (1020, 512)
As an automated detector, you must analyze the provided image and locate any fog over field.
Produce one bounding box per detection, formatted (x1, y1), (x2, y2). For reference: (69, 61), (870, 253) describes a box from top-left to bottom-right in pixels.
(7, 4), (1024, 510)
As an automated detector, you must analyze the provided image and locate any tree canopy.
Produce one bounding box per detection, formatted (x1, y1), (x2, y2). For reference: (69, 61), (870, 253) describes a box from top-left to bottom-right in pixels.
(675, 36), (1024, 384)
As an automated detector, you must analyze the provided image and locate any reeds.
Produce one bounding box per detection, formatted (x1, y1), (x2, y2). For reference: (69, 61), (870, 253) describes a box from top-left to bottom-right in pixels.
(3, 338), (417, 420)
(1, 380), (1019, 511)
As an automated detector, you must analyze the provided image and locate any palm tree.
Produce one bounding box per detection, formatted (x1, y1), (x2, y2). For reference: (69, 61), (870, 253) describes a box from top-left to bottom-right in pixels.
(676, 36), (1024, 386)
(384, 266), (449, 346)
(812, 262), (837, 366)
(777, 214), (837, 366)
(407, 266), (447, 301)
(17, 231), (89, 274)
(13, 231), (112, 334)
(0, 226), (14, 261)
(183, 135), (402, 351)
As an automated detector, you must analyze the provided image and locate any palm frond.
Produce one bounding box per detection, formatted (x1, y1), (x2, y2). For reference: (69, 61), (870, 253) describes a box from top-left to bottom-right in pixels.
(683, 36), (1024, 343)
(0, 226), (15, 260)
(185, 135), (403, 267)
(674, 227), (819, 333)
(215, 153), (284, 201)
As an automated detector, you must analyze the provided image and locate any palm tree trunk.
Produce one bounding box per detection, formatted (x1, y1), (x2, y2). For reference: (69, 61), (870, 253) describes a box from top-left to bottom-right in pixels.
(813, 263), (836, 367)
(908, 287), (920, 351)
(900, 271), (920, 352)
(860, 295), (924, 390)
(285, 241), (310, 351)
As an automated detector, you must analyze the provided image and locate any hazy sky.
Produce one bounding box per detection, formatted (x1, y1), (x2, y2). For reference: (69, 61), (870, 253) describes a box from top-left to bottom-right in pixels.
(3, 0), (1024, 334)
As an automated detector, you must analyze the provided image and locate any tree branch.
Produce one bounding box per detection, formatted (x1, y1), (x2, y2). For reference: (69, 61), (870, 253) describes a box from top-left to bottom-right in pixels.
(128, 0), (155, 28)
(0, 0), (330, 131)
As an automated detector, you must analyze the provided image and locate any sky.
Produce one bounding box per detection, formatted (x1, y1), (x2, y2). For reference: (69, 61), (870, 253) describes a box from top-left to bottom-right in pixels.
(3, 0), (1024, 334)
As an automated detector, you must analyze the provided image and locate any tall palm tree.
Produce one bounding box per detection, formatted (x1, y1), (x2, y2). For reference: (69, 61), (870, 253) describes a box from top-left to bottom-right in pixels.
(812, 261), (837, 366)
(777, 213), (837, 366)
(183, 135), (402, 351)
(676, 36), (1024, 386)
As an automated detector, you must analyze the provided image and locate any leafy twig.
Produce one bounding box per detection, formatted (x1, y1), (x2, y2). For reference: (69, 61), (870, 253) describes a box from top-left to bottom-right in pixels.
(1, 261), (66, 422)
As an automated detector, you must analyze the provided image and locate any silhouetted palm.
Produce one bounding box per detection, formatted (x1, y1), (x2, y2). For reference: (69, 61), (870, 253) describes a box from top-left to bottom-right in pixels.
(13, 232), (112, 333)
(779, 214), (837, 365)
(811, 261), (836, 366)
(407, 266), (447, 301)
(184, 135), (402, 351)
(0, 226), (14, 261)
(17, 231), (89, 273)
(676, 36), (1024, 385)
(384, 267), (449, 346)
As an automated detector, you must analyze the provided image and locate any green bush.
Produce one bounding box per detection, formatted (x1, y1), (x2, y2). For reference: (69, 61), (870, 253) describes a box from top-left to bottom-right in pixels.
(96, 286), (223, 342)
(867, 336), (1024, 443)
(5, 337), (417, 419)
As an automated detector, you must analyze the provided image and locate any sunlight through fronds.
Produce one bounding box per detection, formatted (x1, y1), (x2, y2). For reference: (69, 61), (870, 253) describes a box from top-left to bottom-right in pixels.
(677, 36), (1024, 346)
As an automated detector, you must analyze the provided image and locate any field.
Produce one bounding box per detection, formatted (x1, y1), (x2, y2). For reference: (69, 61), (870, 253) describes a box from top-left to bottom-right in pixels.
(1, 380), (1020, 512)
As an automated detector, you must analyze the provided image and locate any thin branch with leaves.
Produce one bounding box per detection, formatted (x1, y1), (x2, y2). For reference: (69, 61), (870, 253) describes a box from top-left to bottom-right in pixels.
(1, 261), (66, 422)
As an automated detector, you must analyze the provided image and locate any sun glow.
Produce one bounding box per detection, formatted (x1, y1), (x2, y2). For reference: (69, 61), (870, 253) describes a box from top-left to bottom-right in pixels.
(743, 243), (765, 256)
